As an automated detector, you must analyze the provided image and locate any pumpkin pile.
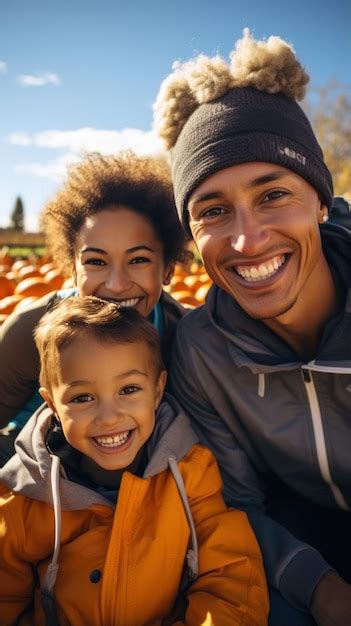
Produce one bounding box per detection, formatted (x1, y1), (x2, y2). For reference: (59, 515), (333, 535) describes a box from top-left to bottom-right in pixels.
(164, 262), (212, 308)
(0, 250), (67, 325)
(0, 249), (212, 326)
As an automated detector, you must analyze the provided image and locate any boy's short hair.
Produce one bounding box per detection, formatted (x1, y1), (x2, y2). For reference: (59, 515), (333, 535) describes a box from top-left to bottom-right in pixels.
(40, 151), (187, 276)
(34, 296), (165, 393)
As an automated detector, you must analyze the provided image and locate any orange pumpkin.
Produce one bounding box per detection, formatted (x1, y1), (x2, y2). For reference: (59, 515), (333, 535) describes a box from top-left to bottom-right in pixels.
(0, 275), (16, 298)
(169, 290), (199, 307)
(43, 269), (65, 290)
(0, 294), (25, 315)
(14, 277), (53, 298)
(195, 283), (212, 304)
(17, 265), (42, 280)
(13, 296), (38, 313)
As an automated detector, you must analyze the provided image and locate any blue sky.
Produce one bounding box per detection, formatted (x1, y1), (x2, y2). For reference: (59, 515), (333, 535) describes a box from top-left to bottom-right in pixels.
(1, 0), (350, 231)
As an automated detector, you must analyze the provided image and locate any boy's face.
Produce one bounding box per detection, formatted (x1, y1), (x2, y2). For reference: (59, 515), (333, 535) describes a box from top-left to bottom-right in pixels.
(74, 207), (173, 318)
(41, 334), (166, 471)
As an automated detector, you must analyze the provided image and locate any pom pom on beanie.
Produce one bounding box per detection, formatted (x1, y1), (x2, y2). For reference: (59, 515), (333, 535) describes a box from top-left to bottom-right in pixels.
(153, 29), (333, 233)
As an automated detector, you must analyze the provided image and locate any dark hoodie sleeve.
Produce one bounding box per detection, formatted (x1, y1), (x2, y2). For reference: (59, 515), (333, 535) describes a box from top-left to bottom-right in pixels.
(0, 292), (56, 426)
(169, 318), (332, 613)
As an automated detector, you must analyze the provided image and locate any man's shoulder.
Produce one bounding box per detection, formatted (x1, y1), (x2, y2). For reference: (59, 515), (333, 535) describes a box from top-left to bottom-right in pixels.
(176, 300), (210, 334)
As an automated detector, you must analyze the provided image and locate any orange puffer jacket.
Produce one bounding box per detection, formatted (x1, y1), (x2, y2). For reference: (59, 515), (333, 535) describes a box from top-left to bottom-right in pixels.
(0, 398), (268, 626)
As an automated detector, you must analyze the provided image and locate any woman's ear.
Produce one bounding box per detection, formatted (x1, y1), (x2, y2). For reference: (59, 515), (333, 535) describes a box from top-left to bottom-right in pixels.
(163, 262), (175, 286)
(39, 387), (57, 415)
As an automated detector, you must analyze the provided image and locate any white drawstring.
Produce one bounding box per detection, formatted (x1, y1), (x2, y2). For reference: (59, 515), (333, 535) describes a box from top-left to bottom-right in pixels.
(44, 455), (61, 593)
(258, 373), (265, 398)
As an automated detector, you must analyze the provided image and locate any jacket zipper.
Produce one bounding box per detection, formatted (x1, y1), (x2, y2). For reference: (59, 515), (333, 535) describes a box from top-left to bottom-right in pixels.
(302, 368), (348, 510)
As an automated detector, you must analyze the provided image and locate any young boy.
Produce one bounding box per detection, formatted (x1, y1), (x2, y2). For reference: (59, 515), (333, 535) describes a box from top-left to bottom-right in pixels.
(0, 297), (268, 626)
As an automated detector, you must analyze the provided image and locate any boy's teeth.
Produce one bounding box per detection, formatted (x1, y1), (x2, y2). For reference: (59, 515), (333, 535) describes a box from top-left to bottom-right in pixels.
(95, 431), (130, 447)
(235, 255), (286, 282)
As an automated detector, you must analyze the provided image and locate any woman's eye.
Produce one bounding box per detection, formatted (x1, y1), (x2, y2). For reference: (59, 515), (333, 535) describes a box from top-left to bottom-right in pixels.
(71, 394), (93, 403)
(120, 385), (141, 395)
(129, 257), (150, 265)
(84, 258), (106, 266)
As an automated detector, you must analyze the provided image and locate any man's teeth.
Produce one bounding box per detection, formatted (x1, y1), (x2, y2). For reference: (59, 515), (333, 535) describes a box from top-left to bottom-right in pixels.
(95, 431), (130, 447)
(116, 298), (140, 307)
(235, 255), (286, 282)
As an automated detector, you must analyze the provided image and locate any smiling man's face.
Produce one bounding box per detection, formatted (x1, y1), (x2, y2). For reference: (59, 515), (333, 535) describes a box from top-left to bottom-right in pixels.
(188, 162), (329, 323)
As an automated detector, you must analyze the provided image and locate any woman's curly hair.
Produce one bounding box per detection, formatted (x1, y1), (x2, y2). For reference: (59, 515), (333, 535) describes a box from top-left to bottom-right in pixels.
(153, 28), (309, 149)
(41, 151), (186, 276)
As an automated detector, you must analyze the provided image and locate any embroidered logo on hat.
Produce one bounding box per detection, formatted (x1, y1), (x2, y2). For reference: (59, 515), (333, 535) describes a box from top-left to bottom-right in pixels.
(278, 146), (306, 165)
(279, 146), (306, 165)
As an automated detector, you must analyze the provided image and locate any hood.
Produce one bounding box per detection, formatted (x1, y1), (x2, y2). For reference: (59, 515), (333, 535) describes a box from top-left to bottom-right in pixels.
(0, 392), (198, 507)
(205, 218), (351, 374)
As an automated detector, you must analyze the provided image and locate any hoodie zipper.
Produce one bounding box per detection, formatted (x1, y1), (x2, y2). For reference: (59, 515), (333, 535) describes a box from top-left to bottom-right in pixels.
(302, 368), (348, 510)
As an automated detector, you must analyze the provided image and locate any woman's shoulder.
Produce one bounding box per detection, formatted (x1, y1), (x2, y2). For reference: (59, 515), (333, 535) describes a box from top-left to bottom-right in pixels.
(1, 290), (58, 346)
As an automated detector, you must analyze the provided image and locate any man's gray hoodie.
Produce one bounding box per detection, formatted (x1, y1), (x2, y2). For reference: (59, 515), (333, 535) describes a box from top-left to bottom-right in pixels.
(170, 202), (351, 612)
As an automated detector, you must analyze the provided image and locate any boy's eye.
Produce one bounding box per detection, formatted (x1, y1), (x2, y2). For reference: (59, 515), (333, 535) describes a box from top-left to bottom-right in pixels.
(129, 256), (150, 264)
(71, 393), (93, 403)
(120, 385), (141, 395)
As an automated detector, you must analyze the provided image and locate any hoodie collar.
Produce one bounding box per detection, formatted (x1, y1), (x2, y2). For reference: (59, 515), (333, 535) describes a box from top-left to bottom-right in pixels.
(0, 393), (198, 508)
(206, 221), (351, 373)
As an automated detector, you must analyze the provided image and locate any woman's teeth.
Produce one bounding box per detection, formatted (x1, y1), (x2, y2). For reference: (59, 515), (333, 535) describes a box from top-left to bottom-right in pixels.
(234, 254), (286, 282)
(95, 431), (130, 448)
(116, 298), (140, 307)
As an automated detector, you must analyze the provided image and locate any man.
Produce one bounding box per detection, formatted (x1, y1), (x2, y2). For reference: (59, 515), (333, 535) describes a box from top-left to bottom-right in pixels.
(154, 29), (351, 625)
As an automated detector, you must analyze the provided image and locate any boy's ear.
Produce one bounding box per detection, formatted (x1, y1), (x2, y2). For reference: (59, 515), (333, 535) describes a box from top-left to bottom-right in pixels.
(154, 370), (167, 408)
(39, 387), (56, 414)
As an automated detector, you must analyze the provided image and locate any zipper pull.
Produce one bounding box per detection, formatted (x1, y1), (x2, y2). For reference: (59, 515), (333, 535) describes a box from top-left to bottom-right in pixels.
(302, 369), (311, 383)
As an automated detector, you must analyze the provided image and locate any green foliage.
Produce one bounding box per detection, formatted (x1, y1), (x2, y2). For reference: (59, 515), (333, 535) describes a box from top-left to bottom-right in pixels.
(8, 247), (47, 258)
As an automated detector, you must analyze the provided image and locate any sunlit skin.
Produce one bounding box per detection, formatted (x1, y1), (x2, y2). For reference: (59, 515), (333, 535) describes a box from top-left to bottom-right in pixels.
(188, 162), (338, 357)
(40, 334), (167, 480)
(74, 207), (173, 317)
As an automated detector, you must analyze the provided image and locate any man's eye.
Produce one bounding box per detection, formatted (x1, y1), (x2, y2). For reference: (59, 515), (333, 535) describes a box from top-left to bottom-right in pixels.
(84, 258), (106, 266)
(130, 257), (150, 264)
(263, 190), (287, 202)
(71, 394), (93, 403)
(120, 385), (141, 395)
(200, 206), (226, 218)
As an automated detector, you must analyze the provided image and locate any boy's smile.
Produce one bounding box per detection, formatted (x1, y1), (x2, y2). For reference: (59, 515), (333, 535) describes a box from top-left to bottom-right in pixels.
(42, 333), (166, 472)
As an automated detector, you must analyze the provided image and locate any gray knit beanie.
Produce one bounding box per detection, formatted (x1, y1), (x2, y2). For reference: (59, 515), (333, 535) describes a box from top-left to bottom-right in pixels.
(153, 30), (333, 234)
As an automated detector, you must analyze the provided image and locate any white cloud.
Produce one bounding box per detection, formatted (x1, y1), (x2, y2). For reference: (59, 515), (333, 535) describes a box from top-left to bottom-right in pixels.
(15, 153), (78, 181)
(17, 72), (61, 87)
(0, 60), (7, 74)
(9, 127), (165, 181)
(8, 127), (163, 155)
(7, 132), (32, 146)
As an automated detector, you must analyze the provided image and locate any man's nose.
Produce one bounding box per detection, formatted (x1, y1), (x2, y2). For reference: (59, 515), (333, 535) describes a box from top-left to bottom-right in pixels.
(230, 212), (269, 255)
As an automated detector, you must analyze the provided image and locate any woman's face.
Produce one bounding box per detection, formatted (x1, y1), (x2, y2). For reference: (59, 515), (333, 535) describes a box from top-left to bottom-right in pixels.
(74, 207), (171, 317)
